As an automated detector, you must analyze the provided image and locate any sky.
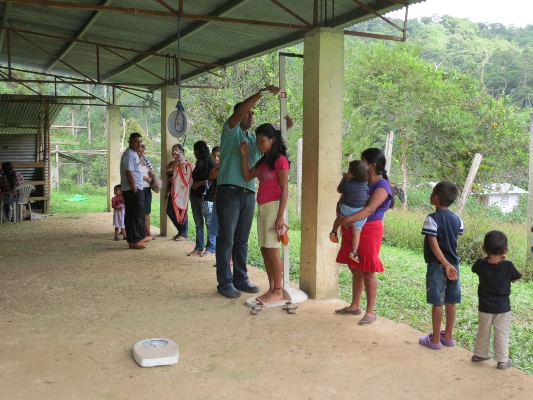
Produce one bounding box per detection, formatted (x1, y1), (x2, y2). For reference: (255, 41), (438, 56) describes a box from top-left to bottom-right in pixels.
(387, 0), (533, 28)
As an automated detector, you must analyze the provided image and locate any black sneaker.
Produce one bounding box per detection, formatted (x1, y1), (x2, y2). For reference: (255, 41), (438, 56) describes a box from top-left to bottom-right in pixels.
(235, 281), (260, 293)
(217, 285), (242, 298)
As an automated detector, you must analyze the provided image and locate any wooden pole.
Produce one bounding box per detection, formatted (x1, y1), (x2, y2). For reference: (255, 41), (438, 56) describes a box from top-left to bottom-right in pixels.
(456, 153), (482, 218)
(526, 113), (533, 275)
(296, 137), (303, 217)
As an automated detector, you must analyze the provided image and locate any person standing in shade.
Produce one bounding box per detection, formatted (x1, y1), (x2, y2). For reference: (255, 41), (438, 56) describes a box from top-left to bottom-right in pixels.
(138, 144), (156, 239)
(215, 85), (279, 298)
(120, 132), (152, 250)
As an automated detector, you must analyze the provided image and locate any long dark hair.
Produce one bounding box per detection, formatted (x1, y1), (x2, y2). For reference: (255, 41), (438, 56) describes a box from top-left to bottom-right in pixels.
(193, 140), (213, 177)
(1, 162), (17, 191)
(361, 148), (394, 209)
(254, 123), (289, 170)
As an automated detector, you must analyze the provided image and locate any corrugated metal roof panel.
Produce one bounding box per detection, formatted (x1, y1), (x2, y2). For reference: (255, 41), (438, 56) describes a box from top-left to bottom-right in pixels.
(0, 95), (65, 134)
(0, 0), (425, 85)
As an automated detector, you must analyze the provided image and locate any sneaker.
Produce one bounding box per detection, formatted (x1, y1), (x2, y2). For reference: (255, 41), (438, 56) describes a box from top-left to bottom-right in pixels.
(114, 236), (120, 241)
(217, 285), (241, 298)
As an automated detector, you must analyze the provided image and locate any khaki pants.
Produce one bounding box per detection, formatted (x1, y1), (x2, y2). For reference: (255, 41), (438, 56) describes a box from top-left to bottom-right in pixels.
(473, 311), (511, 362)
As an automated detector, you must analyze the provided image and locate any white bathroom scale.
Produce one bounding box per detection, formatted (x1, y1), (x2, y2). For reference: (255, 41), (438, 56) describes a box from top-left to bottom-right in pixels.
(132, 338), (179, 368)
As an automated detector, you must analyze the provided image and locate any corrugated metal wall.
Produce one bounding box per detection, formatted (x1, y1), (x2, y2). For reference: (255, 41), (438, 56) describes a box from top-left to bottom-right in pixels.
(0, 134), (38, 181)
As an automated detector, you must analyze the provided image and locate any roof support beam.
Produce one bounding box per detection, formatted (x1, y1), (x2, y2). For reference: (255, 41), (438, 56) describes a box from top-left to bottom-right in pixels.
(270, 0), (313, 28)
(44, 0), (113, 72)
(100, 0), (251, 81)
(0, 2), (11, 53)
(351, 0), (404, 32)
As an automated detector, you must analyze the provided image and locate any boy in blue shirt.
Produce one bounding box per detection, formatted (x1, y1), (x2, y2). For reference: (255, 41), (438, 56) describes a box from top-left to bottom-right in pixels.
(471, 230), (522, 370)
(419, 181), (464, 350)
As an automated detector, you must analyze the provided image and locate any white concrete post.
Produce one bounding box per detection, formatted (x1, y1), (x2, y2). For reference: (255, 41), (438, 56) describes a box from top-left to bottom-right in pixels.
(385, 130), (394, 175)
(106, 105), (120, 212)
(526, 113), (533, 272)
(300, 28), (344, 299)
(160, 85), (179, 237)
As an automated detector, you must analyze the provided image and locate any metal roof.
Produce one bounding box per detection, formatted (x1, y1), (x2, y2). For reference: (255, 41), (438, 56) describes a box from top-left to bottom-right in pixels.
(0, 0), (425, 88)
(0, 94), (66, 134)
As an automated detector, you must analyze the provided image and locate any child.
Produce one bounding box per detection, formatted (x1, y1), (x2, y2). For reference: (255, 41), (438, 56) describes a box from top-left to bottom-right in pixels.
(240, 123), (289, 304)
(329, 160), (369, 263)
(419, 181), (464, 350)
(112, 185), (127, 241)
(471, 230), (522, 370)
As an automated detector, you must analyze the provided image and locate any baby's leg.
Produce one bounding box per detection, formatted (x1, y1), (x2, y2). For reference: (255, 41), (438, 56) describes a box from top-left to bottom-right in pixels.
(121, 228), (127, 236)
(115, 227), (119, 236)
(352, 228), (361, 253)
(330, 217), (341, 243)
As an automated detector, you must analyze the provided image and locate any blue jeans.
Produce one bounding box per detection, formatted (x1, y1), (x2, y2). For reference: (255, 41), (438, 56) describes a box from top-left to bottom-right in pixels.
(215, 185), (256, 289)
(207, 200), (218, 250)
(426, 261), (461, 305)
(190, 195), (215, 252)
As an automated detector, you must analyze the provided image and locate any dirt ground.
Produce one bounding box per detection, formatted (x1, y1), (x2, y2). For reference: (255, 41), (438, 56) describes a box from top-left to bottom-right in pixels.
(1, 213), (532, 400)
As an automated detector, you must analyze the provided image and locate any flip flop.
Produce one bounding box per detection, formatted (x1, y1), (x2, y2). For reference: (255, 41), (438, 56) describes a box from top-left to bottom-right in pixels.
(251, 303), (264, 315)
(419, 333), (442, 350)
(283, 301), (297, 314)
(335, 306), (362, 315)
(173, 235), (186, 241)
(440, 330), (457, 346)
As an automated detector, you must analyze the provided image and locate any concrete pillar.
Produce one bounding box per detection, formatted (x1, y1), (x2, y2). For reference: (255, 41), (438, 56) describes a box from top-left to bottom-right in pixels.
(160, 85), (179, 237)
(106, 105), (120, 212)
(300, 28), (344, 299)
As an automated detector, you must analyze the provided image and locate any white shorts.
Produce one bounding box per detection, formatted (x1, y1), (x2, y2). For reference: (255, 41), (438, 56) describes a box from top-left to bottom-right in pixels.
(257, 200), (280, 248)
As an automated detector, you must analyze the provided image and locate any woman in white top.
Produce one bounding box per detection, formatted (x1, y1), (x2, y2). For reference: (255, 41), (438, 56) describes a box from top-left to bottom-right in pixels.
(138, 145), (155, 238)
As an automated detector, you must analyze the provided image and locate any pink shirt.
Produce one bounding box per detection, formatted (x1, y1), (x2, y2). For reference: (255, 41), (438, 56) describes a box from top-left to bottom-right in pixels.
(256, 155), (289, 205)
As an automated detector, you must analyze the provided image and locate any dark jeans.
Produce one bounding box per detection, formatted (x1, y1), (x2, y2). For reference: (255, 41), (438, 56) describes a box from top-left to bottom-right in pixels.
(167, 195), (188, 238)
(123, 189), (146, 243)
(215, 185), (256, 289)
(190, 195), (215, 253)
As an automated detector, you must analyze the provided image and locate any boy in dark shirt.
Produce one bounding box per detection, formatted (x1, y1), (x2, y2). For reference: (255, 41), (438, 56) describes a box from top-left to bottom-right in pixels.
(419, 181), (464, 350)
(329, 160), (369, 262)
(471, 230), (522, 370)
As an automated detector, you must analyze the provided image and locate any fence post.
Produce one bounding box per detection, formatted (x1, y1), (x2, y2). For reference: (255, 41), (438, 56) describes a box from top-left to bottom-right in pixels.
(456, 153), (482, 218)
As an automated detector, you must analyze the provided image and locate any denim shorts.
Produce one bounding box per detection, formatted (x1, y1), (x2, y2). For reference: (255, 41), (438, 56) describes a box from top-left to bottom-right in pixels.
(339, 203), (367, 230)
(426, 261), (461, 305)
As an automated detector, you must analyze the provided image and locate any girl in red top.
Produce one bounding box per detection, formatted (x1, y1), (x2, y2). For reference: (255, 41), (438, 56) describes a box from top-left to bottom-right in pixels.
(241, 123), (290, 303)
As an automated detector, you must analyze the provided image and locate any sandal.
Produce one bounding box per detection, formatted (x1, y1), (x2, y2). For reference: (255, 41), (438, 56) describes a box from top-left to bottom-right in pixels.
(173, 235), (186, 241)
(187, 250), (202, 256)
(200, 250), (215, 257)
(329, 231), (339, 244)
(349, 251), (360, 263)
(283, 301), (298, 314)
(251, 303), (264, 315)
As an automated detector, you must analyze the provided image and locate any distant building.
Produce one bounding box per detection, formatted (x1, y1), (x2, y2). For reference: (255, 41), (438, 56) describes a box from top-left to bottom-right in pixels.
(473, 183), (528, 213)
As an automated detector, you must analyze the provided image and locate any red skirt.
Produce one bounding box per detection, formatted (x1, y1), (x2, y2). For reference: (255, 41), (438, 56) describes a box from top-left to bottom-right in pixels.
(336, 220), (385, 273)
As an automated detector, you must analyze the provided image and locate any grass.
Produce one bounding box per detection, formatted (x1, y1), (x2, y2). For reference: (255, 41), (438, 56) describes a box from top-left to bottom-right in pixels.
(50, 188), (533, 374)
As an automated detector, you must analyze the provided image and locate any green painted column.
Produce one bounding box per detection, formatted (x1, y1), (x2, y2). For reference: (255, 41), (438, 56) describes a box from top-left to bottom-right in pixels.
(160, 86), (179, 237)
(300, 28), (344, 299)
(106, 105), (120, 212)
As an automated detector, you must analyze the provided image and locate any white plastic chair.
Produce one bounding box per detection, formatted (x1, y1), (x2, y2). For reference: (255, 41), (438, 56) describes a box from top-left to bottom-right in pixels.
(15, 183), (36, 223)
